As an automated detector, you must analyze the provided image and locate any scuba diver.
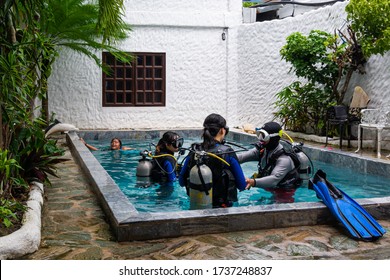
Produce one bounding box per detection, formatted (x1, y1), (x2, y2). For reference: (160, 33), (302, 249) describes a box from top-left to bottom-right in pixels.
(179, 113), (247, 209)
(136, 131), (183, 186)
(150, 131), (183, 183)
(240, 121), (311, 203)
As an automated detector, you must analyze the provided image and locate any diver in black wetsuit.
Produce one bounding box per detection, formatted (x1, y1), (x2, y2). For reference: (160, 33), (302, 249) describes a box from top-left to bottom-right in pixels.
(179, 113), (247, 208)
(151, 131), (183, 184)
(239, 122), (301, 203)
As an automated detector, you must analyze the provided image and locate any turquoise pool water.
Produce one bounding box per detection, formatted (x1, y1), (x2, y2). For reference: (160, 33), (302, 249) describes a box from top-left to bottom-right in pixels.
(89, 139), (390, 212)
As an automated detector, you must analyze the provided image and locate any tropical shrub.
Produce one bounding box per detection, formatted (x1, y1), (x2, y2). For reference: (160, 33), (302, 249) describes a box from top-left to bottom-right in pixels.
(275, 30), (342, 134)
(274, 81), (334, 135)
(346, 0), (390, 57)
(0, 150), (26, 199)
(279, 30), (346, 103)
(0, 199), (26, 229)
(0, 150), (27, 228)
(0, 0), (131, 232)
(9, 118), (68, 187)
(275, 23), (370, 135)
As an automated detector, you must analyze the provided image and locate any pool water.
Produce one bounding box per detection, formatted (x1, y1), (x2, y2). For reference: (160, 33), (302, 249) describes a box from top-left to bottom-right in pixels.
(89, 139), (390, 212)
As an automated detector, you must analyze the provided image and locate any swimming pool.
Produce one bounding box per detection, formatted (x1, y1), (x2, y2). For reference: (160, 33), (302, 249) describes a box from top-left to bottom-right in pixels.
(68, 129), (390, 241)
(89, 138), (390, 213)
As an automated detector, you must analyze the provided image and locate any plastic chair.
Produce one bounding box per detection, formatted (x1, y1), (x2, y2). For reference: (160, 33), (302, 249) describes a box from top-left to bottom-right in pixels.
(325, 105), (350, 149)
(355, 109), (390, 158)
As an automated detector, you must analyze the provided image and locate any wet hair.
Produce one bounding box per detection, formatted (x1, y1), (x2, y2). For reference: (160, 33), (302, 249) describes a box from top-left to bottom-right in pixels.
(156, 131), (180, 153)
(110, 138), (122, 149)
(202, 113), (227, 150)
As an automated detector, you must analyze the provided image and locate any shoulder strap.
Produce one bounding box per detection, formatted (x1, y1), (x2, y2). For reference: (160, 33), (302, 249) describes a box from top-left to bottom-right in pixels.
(265, 148), (300, 170)
(207, 144), (231, 155)
(288, 151), (301, 169)
(267, 149), (285, 166)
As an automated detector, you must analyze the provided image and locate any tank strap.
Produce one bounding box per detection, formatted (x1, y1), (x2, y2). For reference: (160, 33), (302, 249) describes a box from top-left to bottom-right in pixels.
(197, 163), (211, 195)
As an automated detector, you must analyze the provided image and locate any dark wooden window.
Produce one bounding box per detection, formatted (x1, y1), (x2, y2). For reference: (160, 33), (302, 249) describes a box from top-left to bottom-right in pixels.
(102, 52), (166, 107)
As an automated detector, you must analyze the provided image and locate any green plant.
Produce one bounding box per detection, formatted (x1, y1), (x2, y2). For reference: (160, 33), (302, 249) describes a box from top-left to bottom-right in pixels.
(280, 30), (341, 101)
(275, 1), (389, 136)
(1, 0), (133, 123)
(243, 2), (257, 8)
(9, 118), (67, 187)
(346, 0), (390, 57)
(0, 198), (26, 228)
(276, 31), (341, 134)
(275, 27), (368, 135)
(274, 81), (334, 135)
(0, 48), (36, 150)
(0, 0), (132, 231)
(0, 149), (27, 200)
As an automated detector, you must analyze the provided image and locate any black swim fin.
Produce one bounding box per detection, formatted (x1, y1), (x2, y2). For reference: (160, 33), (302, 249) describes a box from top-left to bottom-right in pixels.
(308, 169), (386, 241)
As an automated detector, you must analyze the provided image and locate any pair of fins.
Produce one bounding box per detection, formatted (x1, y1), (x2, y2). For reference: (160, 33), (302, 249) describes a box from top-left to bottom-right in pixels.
(309, 169), (386, 241)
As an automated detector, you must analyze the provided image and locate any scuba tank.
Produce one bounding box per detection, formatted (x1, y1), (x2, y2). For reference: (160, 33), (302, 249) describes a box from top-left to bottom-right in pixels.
(292, 143), (312, 180)
(188, 152), (213, 210)
(280, 131), (313, 181)
(136, 150), (153, 177)
(136, 151), (154, 187)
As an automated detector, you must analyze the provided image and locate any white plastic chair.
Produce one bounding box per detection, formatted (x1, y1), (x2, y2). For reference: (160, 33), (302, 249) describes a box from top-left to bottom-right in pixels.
(355, 109), (390, 158)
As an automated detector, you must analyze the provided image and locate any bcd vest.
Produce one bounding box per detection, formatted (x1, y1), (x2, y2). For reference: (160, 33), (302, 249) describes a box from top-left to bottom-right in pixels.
(150, 152), (177, 183)
(185, 144), (238, 207)
(258, 148), (302, 188)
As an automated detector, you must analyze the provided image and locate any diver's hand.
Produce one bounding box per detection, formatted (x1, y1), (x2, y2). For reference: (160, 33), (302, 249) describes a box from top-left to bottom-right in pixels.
(245, 178), (255, 190)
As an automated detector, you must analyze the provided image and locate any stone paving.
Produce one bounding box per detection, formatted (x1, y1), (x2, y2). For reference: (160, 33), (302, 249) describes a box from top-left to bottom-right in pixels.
(20, 137), (390, 260)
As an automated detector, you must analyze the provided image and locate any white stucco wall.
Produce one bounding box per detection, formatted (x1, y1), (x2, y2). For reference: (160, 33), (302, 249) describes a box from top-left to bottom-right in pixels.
(237, 1), (390, 127)
(48, 0), (390, 130)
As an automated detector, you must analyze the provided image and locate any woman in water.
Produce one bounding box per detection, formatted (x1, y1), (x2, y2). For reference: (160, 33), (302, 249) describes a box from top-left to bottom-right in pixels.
(80, 138), (134, 151)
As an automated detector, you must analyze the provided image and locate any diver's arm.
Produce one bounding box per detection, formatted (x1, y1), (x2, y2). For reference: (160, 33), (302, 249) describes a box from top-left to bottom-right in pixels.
(163, 159), (177, 182)
(121, 146), (135, 150)
(178, 157), (190, 186)
(226, 153), (247, 191)
(237, 147), (261, 163)
(80, 138), (98, 151)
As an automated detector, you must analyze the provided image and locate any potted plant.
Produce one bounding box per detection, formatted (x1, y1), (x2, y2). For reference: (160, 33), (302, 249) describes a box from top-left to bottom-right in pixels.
(242, 1), (257, 23)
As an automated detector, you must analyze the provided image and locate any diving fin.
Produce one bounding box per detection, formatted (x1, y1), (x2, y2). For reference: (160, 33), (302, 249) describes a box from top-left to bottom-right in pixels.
(308, 169), (386, 241)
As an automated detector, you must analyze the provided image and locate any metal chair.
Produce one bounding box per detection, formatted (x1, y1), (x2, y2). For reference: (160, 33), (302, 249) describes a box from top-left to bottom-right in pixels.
(355, 109), (390, 158)
(325, 105), (350, 149)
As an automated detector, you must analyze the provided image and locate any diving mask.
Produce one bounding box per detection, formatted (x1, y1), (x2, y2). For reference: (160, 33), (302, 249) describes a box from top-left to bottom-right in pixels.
(255, 128), (282, 143)
(171, 137), (184, 149)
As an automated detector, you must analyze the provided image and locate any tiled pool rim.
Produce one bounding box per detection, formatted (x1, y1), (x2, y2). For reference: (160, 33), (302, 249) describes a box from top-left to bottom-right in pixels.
(67, 130), (390, 241)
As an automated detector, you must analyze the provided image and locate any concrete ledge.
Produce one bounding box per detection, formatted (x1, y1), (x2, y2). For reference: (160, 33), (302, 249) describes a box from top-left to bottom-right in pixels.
(286, 130), (390, 150)
(0, 182), (44, 260)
